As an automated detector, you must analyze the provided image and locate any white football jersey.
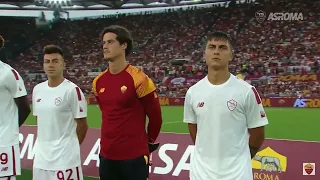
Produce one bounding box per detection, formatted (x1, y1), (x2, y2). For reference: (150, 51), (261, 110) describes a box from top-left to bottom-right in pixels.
(32, 79), (87, 170)
(183, 74), (269, 180)
(0, 61), (27, 147)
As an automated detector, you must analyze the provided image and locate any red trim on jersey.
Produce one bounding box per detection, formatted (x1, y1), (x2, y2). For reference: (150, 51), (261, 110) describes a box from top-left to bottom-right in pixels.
(251, 87), (261, 104)
(12, 146), (16, 176)
(75, 87), (82, 101)
(11, 70), (19, 80)
(7, 176), (11, 180)
(76, 167), (80, 180)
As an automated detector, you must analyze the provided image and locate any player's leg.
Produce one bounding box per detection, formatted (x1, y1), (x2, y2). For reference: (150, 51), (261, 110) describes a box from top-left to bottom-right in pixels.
(99, 155), (120, 180)
(118, 155), (149, 180)
(0, 176), (16, 180)
(32, 168), (48, 180)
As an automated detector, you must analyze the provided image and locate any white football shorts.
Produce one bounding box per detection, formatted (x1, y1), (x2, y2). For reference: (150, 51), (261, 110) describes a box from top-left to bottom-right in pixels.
(0, 176), (16, 180)
(33, 166), (83, 180)
(0, 144), (21, 178)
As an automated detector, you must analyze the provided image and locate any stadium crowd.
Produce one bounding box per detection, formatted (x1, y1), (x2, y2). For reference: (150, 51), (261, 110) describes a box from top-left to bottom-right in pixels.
(1, 0), (319, 98)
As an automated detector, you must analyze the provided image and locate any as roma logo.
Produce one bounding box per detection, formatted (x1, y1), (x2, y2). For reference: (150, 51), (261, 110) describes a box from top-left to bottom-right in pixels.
(227, 99), (237, 111)
(55, 97), (62, 106)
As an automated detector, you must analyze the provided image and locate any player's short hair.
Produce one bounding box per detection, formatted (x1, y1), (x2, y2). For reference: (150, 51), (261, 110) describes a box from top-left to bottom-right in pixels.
(43, 45), (64, 58)
(205, 31), (234, 51)
(100, 25), (133, 56)
(0, 35), (4, 49)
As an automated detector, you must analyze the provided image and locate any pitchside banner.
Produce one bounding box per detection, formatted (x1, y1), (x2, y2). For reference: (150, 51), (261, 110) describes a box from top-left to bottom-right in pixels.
(19, 126), (320, 179)
(34, 96), (320, 108)
(159, 97), (320, 108)
(156, 97), (320, 108)
(84, 96), (320, 108)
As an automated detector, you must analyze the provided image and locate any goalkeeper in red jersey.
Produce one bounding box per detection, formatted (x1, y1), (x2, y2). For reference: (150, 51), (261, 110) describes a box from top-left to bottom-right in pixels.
(92, 25), (163, 180)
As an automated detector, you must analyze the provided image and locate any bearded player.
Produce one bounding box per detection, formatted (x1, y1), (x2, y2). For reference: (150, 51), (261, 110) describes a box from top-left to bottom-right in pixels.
(92, 25), (163, 180)
(32, 45), (88, 180)
(0, 35), (31, 180)
(183, 32), (268, 180)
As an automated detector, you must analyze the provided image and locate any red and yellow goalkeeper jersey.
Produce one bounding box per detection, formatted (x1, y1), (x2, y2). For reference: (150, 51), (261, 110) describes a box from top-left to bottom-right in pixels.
(92, 64), (162, 160)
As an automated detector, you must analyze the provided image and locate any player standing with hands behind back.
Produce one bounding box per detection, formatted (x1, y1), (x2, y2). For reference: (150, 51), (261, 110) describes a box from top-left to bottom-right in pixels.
(32, 45), (88, 180)
(183, 32), (268, 180)
(0, 35), (31, 180)
(92, 25), (162, 180)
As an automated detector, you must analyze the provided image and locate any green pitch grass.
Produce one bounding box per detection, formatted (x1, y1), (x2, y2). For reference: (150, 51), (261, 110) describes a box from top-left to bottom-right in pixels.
(17, 106), (320, 180)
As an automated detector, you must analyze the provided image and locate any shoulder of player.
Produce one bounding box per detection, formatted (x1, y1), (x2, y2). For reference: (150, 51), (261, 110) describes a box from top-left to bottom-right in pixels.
(92, 69), (108, 86)
(187, 76), (207, 94)
(125, 65), (149, 85)
(32, 81), (47, 94)
(230, 75), (257, 100)
(63, 79), (83, 92)
(232, 74), (253, 91)
(1, 63), (18, 79)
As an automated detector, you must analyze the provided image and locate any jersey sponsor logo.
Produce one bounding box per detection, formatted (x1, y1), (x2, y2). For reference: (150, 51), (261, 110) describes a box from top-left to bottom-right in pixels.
(55, 97), (62, 106)
(252, 147), (287, 180)
(227, 99), (237, 111)
(120, 85), (127, 93)
(196, 102), (204, 108)
(303, 163), (315, 175)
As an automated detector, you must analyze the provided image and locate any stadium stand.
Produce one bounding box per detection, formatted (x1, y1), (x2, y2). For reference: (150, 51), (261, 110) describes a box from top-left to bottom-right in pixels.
(1, 0), (319, 98)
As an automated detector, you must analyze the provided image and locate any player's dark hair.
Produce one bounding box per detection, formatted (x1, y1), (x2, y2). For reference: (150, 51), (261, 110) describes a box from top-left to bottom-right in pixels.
(0, 35), (4, 49)
(100, 25), (133, 57)
(205, 31), (234, 50)
(43, 45), (64, 58)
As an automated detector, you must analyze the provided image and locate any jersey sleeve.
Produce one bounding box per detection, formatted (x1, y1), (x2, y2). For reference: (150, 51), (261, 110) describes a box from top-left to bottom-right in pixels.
(244, 87), (269, 128)
(69, 87), (87, 119)
(136, 73), (156, 98)
(183, 89), (197, 124)
(92, 77), (98, 97)
(4, 69), (27, 98)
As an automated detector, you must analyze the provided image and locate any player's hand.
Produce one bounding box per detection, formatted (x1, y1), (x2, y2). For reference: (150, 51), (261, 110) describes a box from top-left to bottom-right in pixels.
(148, 138), (160, 153)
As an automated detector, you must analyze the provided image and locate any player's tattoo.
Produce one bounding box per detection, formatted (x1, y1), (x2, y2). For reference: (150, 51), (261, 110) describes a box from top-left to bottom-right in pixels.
(249, 145), (260, 159)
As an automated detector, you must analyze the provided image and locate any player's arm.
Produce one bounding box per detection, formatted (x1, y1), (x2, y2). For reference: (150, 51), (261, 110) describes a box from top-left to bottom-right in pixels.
(70, 87), (88, 144)
(137, 75), (162, 143)
(245, 87), (269, 159)
(5, 69), (31, 127)
(183, 89), (197, 144)
(32, 87), (37, 124)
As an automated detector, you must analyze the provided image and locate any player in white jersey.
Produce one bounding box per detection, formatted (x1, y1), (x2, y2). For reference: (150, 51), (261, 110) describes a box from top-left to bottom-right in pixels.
(0, 35), (31, 180)
(183, 32), (269, 180)
(32, 45), (88, 180)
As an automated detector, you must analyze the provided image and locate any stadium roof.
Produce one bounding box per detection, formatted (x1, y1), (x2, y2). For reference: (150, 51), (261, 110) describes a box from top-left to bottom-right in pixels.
(0, 0), (228, 10)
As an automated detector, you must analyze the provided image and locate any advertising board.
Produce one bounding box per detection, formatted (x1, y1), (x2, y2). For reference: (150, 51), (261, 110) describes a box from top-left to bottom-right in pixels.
(19, 126), (320, 179)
